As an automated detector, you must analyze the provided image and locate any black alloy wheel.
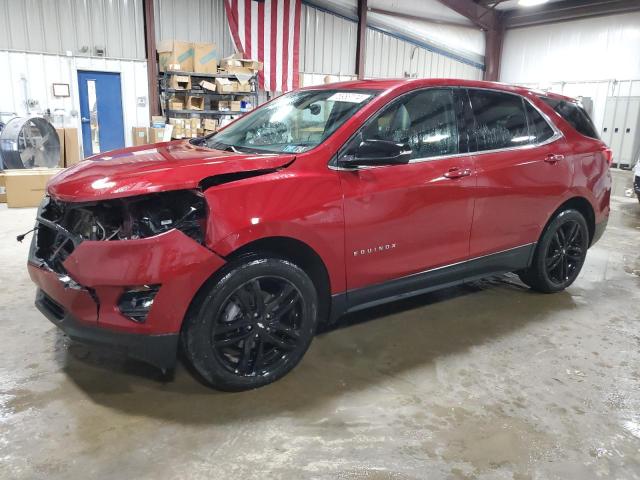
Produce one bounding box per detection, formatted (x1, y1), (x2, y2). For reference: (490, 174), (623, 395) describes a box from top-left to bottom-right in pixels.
(544, 219), (585, 286)
(518, 209), (589, 293)
(183, 256), (318, 391)
(212, 277), (304, 377)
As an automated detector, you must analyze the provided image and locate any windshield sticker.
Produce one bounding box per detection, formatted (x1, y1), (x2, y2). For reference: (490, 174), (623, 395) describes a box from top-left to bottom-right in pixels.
(328, 92), (371, 103)
(282, 145), (308, 153)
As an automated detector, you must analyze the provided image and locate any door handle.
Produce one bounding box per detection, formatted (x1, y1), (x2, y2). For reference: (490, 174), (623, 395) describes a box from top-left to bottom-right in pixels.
(544, 153), (565, 163)
(443, 167), (472, 179)
(81, 117), (90, 123)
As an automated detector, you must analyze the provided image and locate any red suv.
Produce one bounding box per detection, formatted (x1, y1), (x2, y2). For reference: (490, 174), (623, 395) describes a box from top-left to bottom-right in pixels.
(28, 79), (611, 390)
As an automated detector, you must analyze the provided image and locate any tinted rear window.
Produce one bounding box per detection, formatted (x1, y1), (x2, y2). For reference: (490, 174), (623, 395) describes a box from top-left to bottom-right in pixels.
(540, 97), (599, 139)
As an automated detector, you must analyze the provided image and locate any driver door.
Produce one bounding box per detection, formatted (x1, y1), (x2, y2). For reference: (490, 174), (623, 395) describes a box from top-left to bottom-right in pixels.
(336, 88), (476, 293)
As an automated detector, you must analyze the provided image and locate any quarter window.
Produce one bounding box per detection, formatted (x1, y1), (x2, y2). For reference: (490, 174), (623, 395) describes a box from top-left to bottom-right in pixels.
(540, 97), (599, 139)
(525, 102), (555, 143)
(468, 90), (530, 152)
(360, 88), (459, 160)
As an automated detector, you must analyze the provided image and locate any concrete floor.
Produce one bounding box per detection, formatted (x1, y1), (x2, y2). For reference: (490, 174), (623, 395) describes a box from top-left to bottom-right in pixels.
(1, 176), (639, 480)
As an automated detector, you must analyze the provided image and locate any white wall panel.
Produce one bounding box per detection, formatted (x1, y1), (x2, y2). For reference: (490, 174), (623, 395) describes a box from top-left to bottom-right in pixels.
(300, 3), (357, 75)
(301, 4), (483, 80)
(364, 27), (482, 80)
(501, 12), (640, 84)
(0, 0), (145, 59)
(0, 50), (149, 153)
(154, 0), (235, 57)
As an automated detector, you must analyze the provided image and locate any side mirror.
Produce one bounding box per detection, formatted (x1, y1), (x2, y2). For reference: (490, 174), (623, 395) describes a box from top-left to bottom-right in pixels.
(341, 139), (412, 167)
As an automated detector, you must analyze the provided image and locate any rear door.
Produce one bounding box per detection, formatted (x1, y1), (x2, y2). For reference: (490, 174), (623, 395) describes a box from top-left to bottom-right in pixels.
(338, 88), (476, 291)
(465, 89), (572, 258)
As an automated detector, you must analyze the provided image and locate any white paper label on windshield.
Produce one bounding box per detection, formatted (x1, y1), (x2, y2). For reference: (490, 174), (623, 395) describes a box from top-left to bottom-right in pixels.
(328, 92), (371, 103)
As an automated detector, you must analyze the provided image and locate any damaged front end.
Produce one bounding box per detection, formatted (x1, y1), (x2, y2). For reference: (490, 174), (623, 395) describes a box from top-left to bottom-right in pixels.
(28, 189), (226, 369)
(32, 189), (207, 274)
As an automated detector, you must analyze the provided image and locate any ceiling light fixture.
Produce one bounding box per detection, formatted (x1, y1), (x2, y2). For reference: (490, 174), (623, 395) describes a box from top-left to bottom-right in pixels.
(518, 0), (549, 6)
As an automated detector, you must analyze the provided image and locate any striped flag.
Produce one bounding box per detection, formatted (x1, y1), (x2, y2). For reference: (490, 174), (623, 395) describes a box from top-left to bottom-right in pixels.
(224, 0), (301, 92)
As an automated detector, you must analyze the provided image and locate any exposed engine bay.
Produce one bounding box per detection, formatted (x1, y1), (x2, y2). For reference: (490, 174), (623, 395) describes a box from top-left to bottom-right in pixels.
(33, 190), (206, 274)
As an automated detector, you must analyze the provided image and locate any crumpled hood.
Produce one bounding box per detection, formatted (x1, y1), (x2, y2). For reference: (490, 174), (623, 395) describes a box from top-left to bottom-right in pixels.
(47, 140), (296, 202)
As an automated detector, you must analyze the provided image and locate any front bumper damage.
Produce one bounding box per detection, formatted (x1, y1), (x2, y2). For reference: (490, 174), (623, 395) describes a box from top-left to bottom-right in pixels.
(28, 197), (226, 369)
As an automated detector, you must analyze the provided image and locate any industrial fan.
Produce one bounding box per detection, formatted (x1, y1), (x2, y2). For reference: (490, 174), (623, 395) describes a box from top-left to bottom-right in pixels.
(0, 117), (60, 169)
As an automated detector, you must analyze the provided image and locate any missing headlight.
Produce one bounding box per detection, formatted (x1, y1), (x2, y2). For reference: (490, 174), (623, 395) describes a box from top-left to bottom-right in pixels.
(38, 190), (207, 245)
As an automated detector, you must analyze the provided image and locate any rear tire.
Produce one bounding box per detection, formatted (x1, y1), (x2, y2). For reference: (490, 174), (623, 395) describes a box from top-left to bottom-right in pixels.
(518, 209), (589, 293)
(183, 256), (318, 391)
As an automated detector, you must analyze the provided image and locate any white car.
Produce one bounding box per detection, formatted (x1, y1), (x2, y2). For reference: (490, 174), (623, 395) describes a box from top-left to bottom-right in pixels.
(635, 159), (640, 203)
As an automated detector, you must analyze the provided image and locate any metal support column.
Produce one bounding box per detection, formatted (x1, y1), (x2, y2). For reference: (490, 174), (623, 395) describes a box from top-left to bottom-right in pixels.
(143, 0), (160, 118)
(356, 0), (368, 80)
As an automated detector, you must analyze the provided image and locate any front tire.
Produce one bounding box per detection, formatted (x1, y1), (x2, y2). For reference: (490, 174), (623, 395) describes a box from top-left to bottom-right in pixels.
(518, 209), (589, 293)
(183, 256), (318, 391)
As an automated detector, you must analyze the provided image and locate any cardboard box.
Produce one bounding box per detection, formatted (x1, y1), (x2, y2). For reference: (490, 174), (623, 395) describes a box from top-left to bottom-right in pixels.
(236, 80), (253, 92)
(157, 40), (194, 72)
(54, 128), (65, 167)
(64, 128), (80, 167)
(172, 125), (184, 139)
(4, 168), (64, 208)
(0, 173), (6, 203)
(151, 116), (166, 127)
(169, 74), (191, 90)
(199, 80), (216, 92)
(186, 96), (204, 111)
(203, 118), (218, 131)
(215, 77), (237, 93)
(168, 97), (185, 110)
(148, 127), (165, 144)
(193, 42), (219, 74)
(240, 59), (263, 71)
(132, 127), (148, 146)
(229, 100), (241, 112)
(219, 54), (242, 71)
(189, 118), (201, 129)
(214, 100), (230, 111)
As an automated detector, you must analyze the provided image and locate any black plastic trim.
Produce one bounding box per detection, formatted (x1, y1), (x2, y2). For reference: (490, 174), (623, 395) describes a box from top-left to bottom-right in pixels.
(329, 244), (535, 321)
(35, 290), (178, 370)
(591, 218), (608, 246)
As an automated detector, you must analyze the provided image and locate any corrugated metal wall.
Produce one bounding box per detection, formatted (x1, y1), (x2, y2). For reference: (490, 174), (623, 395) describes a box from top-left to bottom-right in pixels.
(0, 51), (150, 151)
(300, 4), (357, 76)
(153, 0), (235, 56)
(0, 0), (145, 60)
(365, 28), (482, 80)
(299, 4), (483, 81)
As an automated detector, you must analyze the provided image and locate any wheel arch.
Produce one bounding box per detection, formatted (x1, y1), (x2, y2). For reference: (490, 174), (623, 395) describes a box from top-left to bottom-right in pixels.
(227, 236), (332, 323)
(545, 196), (596, 245)
(186, 236), (333, 329)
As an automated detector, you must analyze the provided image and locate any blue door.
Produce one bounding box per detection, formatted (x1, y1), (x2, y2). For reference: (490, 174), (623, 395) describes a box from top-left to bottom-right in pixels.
(78, 71), (125, 157)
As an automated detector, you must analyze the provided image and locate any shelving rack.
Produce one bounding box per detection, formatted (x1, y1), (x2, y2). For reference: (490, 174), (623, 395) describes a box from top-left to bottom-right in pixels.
(158, 70), (259, 122)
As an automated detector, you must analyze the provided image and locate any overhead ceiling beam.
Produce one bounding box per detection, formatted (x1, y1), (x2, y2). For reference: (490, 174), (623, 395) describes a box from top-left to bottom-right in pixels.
(504, 0), (640, 28)
(436, 0), (504, 81)
(435, 0), (500, 30)
(367, 6), (473, 28)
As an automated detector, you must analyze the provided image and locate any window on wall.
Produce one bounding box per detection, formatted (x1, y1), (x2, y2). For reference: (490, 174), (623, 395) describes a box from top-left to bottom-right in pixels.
(525, 102), (555, 143)
(468, 90), (530, 152)
(540, 97), (599, 139)
(361, 89), (459, 160)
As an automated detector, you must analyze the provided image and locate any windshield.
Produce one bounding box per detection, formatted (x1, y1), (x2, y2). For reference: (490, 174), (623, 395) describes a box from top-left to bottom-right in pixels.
(205, 89), (378, 154)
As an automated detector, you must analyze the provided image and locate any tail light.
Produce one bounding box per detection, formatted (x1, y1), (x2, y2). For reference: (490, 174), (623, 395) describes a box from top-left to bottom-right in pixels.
(601, 147), (613, 166)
